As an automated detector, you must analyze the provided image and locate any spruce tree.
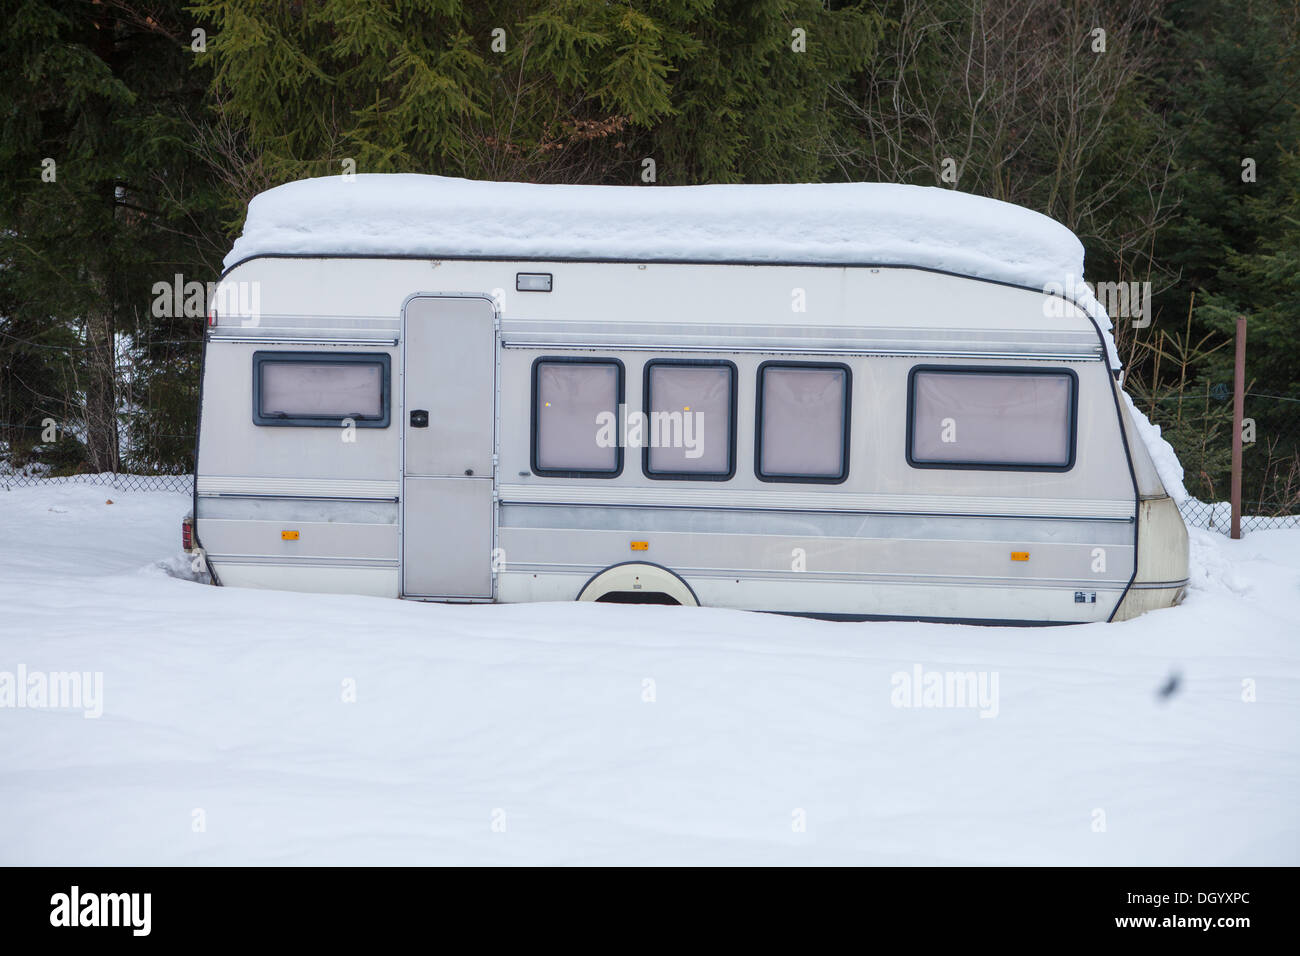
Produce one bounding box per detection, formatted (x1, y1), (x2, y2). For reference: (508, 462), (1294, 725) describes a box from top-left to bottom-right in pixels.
(0, 0), (222, 474)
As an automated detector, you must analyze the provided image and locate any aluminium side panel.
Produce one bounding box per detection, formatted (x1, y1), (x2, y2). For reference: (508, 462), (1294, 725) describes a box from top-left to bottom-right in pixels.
(195, 260), (403, 596)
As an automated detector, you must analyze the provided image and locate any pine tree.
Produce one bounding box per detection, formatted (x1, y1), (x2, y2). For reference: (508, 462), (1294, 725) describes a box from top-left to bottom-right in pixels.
(0, 0), (223, 474)
(190, 0), (883, 195)
(1157, 0), (1300, 395)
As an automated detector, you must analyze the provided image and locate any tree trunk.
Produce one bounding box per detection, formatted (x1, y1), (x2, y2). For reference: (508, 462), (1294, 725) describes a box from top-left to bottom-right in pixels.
(82, 292), (119, 474)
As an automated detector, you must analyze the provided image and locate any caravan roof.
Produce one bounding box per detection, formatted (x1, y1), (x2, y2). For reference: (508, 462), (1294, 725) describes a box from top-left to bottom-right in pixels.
(223, 174), (1119, 366)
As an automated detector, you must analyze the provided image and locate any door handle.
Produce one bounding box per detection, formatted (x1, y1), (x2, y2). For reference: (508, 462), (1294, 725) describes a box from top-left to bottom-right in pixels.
(410, 409), (429, 428)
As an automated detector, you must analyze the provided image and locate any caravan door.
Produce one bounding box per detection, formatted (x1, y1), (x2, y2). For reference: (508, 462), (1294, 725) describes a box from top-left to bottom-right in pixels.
(401, 294), (497, 599)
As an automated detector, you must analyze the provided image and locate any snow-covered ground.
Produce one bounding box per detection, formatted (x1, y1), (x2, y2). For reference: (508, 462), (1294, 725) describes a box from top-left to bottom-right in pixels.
(1, 484), (1296, 865)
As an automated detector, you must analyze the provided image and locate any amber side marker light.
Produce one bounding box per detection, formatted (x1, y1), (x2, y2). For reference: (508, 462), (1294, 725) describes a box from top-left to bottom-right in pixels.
(282, 530), (300, 541)
(630, 541), (649, 552)
(1011, 551), (1030, 561)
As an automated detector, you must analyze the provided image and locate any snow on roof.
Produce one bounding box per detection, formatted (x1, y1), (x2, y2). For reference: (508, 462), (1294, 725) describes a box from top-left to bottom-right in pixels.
(225, 174), (1119, 366)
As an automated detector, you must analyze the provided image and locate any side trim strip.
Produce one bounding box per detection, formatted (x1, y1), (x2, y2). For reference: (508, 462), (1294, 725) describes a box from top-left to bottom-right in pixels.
(209, 335), (398, 346)
(199, 493), (399, 503)
(207, 555), (398, 568)
(497, 563), (1129, 589)
(502, 342), (1098, 360)
(497, 483), (1135, 520)
(198, 476), (400, 498)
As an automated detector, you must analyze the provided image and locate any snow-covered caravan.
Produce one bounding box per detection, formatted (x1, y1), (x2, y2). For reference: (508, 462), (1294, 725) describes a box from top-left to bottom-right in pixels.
(192, 175), (1188, 624)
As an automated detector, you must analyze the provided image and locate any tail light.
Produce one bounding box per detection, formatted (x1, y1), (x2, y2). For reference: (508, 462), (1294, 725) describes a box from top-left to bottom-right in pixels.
(182, 516), (194, 551)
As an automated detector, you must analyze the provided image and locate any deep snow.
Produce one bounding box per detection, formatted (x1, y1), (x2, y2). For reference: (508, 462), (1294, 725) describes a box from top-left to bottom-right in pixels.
(224, 175), (1123, 367)
(1, 484), (1296, 865)
(226, 176), (1084, 283)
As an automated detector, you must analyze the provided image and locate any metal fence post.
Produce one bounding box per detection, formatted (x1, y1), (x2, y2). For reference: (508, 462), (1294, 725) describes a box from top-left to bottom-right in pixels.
(1231, 315), (1247, 539)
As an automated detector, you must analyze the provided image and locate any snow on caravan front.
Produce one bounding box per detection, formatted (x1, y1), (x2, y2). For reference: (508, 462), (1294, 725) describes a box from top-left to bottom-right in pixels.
(190, 175), (1189, 624)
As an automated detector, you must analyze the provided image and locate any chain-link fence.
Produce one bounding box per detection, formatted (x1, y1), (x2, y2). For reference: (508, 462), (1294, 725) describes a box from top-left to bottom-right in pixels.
(0, 458), (193, 494)
(1, 316), (200, 493)
(1161, 390), (1300, 532)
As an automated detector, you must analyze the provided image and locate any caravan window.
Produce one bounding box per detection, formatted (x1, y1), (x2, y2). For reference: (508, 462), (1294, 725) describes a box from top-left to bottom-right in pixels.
(531, 357), (625, 477)
(643, 360), (737, 480)
(252, 352), (390, 427)
(755, 362), (851, 483)
(907, 367), (1077, 470)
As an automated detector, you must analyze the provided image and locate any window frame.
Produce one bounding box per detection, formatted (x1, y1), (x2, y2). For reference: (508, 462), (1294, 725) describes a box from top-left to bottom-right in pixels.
(641, 358), (738, 482)
(530, 355), (626, 479)
(251, 351), (391, 428)
(754, 360), (853, 485)
(905, 364), (1079, 472)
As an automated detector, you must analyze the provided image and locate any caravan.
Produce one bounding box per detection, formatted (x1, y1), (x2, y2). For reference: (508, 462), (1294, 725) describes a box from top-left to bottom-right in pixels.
(190, 175), (1188, 624)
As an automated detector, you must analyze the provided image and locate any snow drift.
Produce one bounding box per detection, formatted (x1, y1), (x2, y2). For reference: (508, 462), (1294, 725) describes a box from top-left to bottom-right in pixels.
(223, 174), (1122, 367)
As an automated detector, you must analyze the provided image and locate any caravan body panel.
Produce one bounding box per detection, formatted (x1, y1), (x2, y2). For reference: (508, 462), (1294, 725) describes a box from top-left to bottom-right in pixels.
(194, 255), (1183, 623)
